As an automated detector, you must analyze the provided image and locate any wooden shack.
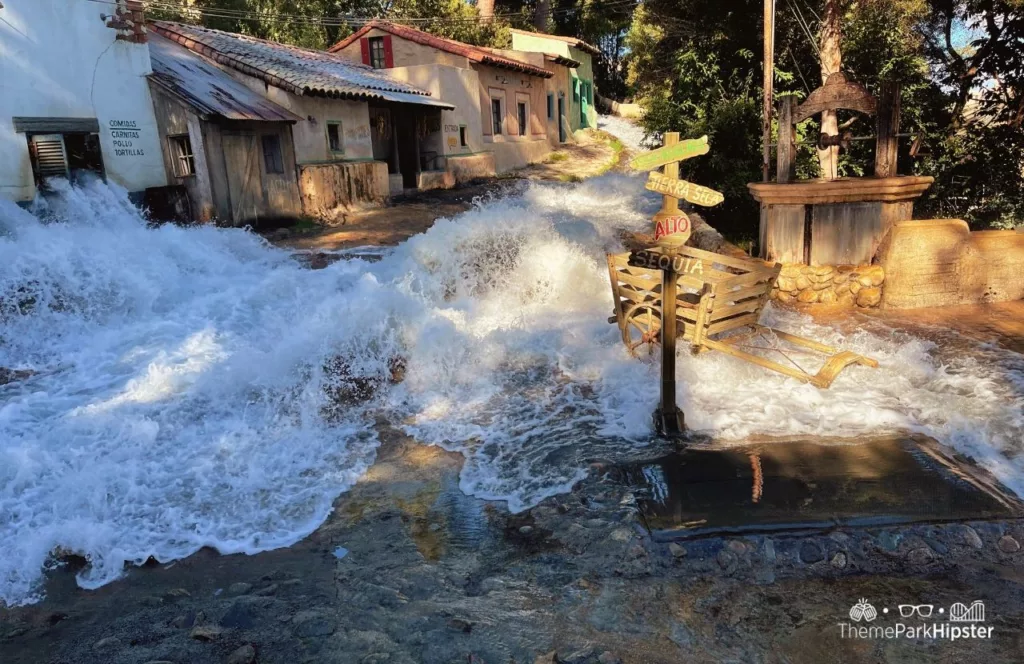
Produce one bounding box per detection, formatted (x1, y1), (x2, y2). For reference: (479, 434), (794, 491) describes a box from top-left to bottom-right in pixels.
(147, 32), (303, 225)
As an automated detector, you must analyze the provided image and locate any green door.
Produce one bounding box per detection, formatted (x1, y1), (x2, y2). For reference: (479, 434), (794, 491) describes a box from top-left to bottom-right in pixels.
(580, 81), (589, 128)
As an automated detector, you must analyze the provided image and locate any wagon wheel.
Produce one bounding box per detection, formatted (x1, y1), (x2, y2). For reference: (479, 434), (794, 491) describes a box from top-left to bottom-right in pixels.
(621, 302), (662, 358)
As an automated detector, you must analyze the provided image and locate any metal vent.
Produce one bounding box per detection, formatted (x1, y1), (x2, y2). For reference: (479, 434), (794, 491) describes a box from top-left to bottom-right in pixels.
(30, 134), (69, 179)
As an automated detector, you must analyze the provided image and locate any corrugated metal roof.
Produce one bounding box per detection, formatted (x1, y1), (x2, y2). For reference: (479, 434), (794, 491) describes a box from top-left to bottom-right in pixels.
(148, 33), (302, 123)
(330, 21), (554, 79)
(149, 21), (453, 109)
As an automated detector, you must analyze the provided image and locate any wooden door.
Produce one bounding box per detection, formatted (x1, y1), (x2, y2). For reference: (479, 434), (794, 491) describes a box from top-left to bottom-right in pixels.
(558, 97), (566, 142)
(223, 133), (264, 224)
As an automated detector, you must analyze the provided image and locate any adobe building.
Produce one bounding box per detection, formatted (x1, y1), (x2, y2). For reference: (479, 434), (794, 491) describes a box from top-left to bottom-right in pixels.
(149, 21), (453, 221)
(330, 21), (557, 176)
(510, 29), (600, 133)
(0, 0), (167, 203)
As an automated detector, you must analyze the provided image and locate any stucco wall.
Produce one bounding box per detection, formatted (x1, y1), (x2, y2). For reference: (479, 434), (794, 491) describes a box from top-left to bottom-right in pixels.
(509, 32), (596, 132)
(878, 219), (1024, 309)
(491, 140), (551, 174)
(0, 0), (167, 201)
(386, 64), (483, 157)
(226, 68), (373, 164)
(333, 28), (472, 69)
(447, 152), (495, 183)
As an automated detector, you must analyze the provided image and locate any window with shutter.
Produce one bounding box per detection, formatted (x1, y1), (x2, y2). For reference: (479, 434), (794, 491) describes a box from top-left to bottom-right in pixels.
(368, 37), (386, 69)
(29, 134), (69, 180)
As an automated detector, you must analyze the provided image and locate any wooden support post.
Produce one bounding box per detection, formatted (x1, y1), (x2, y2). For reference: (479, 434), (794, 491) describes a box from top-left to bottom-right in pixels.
(655, 254), (685, 437)
(875, 81), (901, 177)
(762, 0), (775, 182)
(776, 96), (796, 183)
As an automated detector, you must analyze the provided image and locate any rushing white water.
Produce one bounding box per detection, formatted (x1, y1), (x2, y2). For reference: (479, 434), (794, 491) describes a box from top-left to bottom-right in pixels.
(597, 113), (651, 153)
(2, 176), (1022, 606)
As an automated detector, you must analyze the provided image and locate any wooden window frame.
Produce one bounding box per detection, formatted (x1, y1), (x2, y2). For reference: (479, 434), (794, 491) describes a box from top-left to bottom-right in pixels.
(168, 134), (195, 178)
(261, 134), (285, 174)
(368, 36), (386, 69)
(326, 121), (344, 155)
(490, 97), (503, 136)
(459, 125), (468, 147)
(517, 100), (528, 137)
(547, 93), (554, 120)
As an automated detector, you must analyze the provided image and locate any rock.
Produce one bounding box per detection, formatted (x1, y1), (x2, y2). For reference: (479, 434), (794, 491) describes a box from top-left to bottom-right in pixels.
(795, 275), (812, 290)
(170, 611), (196, 629)
(799, 541), (824, 564)
(863, 264), (885, 286)
(717, 549), (737, 572)
(164, 588), (190, 602)
(447, 618), (473, 633)
(253, 583), (278, 596)
(833, 271), (850, 285)
(960, 526), (984, 549)
(228, 582), (253, 596)
(849, 281), (862, 295)
(837, 292), (855, 306)
(727, 540), (746, 554)
(668, 543), (687, 558)
(998, 535), (1021, 553)
(797, 289), (818, 304)
(780, 264), (802, 278)
(94, 636), (122, 651)
(812, 280), (831, 291)
(830, 552), (847, 569)
(879, 531), (901, 552)
(763, 539), (776, 563)
(292, 610), (336, 637)
(813, 265), (834, 277)
(776, 291), (794, 304)
(598, 652), (621, 664)
(835, 280), (851, 294)
(190, 625), (224, 641)
(776, 277), (796, 292)
(563, 647), (595, 663)
(610, 528), (632, 542)
(534, 652), (560, 664)
(818, 289), (838, 304)
(226, 644), (257, 664)
(856, 287), (882, 308)
(836, 264), (855, 273)
(907, 547), (935, 566)
(925, 537), (948, 555)
(519, 525), (535, 536)
(220, 600), (255, 629)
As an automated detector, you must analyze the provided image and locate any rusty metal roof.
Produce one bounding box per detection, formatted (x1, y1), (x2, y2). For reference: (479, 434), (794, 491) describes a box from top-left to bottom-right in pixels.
(148, 33), (302, 123)
(149, 21), (451, 107)
(330, 21), (553, 78)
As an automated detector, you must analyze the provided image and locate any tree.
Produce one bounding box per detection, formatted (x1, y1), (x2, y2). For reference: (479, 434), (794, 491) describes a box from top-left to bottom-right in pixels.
(817, 0), (843, 179)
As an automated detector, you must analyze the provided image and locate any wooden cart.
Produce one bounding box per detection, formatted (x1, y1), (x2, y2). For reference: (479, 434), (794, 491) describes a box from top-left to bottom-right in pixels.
(606, 246), (878, 388)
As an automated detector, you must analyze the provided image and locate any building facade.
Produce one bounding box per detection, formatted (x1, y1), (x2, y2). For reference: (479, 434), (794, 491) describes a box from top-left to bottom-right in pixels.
(149, 22), (453, 219)
(0, 0), (167, 203)
(330, 22), (556, 176)
(510, 29), (600, 133)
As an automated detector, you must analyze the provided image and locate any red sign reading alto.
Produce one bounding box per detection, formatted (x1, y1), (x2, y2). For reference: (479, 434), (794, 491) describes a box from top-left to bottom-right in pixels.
(654, 214), (691, 243)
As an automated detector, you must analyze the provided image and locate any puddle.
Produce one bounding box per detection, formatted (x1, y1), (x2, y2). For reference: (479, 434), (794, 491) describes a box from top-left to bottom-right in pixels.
(622, 436), (1024, 540)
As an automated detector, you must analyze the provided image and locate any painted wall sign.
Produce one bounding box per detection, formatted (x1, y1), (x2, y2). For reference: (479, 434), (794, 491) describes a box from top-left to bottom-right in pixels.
(628, 249), (705, 275)
(629, 135), (710, 171)
(108, 119), (145, 157)
(646, 172), (725, 207)
(654, 214), (692, 244)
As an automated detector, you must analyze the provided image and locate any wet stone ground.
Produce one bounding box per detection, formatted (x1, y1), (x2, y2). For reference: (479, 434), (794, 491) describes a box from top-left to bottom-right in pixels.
(4, 427), (1024, 664)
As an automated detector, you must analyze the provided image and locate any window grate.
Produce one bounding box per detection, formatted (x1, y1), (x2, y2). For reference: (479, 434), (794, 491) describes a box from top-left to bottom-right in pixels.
(262, 135), (284, 174)
(169, 135), (195, 177)
(30, 134), (69, 178)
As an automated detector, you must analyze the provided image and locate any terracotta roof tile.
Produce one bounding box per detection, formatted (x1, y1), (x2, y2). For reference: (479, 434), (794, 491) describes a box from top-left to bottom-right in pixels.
(329, 21), (553, 78)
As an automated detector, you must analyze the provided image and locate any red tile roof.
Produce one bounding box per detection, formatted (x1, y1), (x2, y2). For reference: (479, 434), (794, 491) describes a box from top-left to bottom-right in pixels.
(329, 21), (553, 79)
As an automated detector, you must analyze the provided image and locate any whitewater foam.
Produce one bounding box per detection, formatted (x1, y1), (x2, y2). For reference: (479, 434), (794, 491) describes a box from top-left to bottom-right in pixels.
(1, 175), (1022, 606)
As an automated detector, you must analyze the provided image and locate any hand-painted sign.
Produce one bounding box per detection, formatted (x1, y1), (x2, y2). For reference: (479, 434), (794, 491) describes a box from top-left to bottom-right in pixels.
(646, 172), (725, 207)
(628, 249), (705, 275)
(654, 214), (691, 244)
(629, 135), (710, 172)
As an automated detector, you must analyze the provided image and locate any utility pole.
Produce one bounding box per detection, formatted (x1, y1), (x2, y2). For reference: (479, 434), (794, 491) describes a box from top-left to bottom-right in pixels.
(762, 0), (775, 182)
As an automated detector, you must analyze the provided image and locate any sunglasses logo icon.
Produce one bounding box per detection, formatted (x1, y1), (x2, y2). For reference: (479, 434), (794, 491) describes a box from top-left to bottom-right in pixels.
(898, 604), (934, 618)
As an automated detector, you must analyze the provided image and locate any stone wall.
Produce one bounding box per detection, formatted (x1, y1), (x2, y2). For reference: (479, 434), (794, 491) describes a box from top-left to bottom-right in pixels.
(297, 160), (388, 223)
(771, 263), (885, 308)
(447, 152), (495, 183)
(878, 219), (1024, 309)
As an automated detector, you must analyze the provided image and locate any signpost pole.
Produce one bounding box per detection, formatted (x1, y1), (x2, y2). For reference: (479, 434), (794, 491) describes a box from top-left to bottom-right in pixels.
(652, 132), (681, 224)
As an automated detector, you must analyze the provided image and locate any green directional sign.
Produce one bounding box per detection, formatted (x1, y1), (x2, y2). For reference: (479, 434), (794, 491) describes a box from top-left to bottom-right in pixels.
(629, 135), (710, 171)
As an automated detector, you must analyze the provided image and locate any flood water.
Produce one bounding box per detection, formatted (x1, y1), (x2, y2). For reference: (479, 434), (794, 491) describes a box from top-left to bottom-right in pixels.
(623, 436), (1024, 540)
(1, 176), (1023, 607)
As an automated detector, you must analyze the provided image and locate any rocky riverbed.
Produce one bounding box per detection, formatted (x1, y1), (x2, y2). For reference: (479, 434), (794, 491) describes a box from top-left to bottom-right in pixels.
(4, 425), (1024, 664)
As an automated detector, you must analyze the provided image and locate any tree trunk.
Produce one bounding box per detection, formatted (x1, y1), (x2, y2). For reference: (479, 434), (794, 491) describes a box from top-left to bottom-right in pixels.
(534, 0), (550, 31)
(817, 0), (842, 179)
(478, 0), (495, 22)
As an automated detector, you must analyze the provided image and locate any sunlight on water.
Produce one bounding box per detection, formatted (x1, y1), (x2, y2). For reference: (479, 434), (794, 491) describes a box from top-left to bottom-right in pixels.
(1, 176), (1021, 605)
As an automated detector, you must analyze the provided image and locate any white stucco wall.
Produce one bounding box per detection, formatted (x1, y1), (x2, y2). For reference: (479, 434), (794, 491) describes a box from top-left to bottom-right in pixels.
(226, 68), (373, 164)
(0, 0), (167, 202)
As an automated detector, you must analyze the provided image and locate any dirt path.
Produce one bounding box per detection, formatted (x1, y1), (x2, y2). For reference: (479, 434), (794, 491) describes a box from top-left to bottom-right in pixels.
(274, 129), (622, 254)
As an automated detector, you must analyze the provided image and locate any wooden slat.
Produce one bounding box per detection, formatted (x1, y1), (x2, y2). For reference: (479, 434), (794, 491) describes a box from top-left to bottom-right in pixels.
(709, 298), (764, 322)
(613, 269), (661, 292)
(15, 116), (100, 133)
(718, 283), (771, 304)
(717, 269), (778, 290)
(706, 312), (760, 337)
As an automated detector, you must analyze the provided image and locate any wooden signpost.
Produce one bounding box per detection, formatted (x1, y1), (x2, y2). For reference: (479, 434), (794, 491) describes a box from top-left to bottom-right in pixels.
(630, 132), (724, 437)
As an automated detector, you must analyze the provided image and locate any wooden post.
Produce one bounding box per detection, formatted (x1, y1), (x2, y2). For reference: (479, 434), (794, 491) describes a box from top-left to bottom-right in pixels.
(652, 132), (681, 223)
(762, 0), (775, 182)
(875, 82), (901, 178)
(656, 255), (685, 437)
(776, 96), (796, 183)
